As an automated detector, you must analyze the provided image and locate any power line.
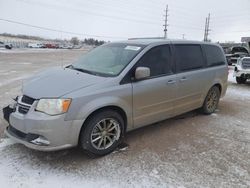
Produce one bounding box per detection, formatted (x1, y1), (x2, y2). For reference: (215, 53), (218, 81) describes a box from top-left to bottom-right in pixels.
(16, 0), (162, 26)
(16, 0), (206, 32)
(0, 18), (127, 39)
(57, 0), (163, 22)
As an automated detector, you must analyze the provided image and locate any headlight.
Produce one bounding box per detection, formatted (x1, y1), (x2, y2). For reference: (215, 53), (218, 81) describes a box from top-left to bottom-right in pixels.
(36, 98), (71, 115)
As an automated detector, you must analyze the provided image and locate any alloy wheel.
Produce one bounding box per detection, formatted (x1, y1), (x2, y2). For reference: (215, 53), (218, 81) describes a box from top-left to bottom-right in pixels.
(90, 118), (121, 150)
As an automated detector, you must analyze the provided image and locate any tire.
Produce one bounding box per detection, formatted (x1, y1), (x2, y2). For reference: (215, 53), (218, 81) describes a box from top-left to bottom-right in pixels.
(236, 77), (247, 84)
(79, 110), (125, 157)
(227, 60), (232, 66)
(5, 45), (11, 50)
(201, 86), (220, 115)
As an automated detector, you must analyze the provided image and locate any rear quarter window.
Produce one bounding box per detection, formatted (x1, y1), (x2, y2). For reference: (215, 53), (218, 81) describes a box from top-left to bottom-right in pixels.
(174, 44), (205, 72)
(204, 45), (226, 67)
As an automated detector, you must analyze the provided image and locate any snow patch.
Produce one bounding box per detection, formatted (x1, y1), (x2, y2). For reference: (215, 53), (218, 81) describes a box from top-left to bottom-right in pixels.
(228, 68), (236, 84)
(0, 138), (17, 150)
(10, 62), (32, 65)
(0, 75), (31, 87)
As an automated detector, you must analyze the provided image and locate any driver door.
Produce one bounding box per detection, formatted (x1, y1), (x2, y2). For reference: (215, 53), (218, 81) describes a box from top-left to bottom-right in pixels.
(132, 45), (177, 128)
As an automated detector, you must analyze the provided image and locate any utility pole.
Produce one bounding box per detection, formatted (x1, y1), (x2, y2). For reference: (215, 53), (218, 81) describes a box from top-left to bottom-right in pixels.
(204, 17), (208, 41)
(182, 34), (185, 40)
(207, 13), (211, 41)
(204, 13), (211, 42)
(163, 5), (169, 39)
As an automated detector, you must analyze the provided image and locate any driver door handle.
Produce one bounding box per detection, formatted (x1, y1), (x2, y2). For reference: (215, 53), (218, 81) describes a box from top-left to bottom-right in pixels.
(167, 80), (176, 84)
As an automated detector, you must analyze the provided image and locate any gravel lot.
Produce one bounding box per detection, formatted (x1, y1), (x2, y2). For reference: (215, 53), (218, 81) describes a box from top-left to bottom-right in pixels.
(0, 49), (249, 187)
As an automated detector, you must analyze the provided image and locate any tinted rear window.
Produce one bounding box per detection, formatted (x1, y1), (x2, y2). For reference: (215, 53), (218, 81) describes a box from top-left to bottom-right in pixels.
(175, 44), (204, 72)
(204, 45), (225, 67)
(242, 58), (250, 63)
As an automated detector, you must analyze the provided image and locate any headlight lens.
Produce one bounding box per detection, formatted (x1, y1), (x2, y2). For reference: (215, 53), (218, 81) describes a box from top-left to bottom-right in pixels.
(36, 99), (71, 115)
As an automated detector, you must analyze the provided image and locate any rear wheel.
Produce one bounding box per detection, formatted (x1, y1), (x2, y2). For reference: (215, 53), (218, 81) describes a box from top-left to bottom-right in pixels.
(79, 110), (124, 157)
(236, 77), (247, 84)
(201, 86), (220, 115)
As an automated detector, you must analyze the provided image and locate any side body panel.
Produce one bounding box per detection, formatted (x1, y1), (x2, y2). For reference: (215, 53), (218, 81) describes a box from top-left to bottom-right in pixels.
(132, 74), (177, 128)
(64, 82), (134, 130)
(174, 68), (214, 115)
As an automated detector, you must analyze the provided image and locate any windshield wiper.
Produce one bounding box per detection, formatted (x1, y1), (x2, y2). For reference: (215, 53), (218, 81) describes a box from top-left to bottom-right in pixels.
(66, 65), (105, 77)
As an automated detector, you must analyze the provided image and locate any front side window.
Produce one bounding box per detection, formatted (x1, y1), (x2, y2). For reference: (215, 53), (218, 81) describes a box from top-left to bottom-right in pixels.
(204, 45), (225, 67)
(72, 43), (144, 77)
(175, 44), (204, 72)
(136, 45), (172, 77)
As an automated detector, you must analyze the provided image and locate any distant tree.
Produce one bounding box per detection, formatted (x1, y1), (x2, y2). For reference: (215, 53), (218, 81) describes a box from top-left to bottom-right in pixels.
(83, 38), (105, 46)
(70, 37), (79, 45)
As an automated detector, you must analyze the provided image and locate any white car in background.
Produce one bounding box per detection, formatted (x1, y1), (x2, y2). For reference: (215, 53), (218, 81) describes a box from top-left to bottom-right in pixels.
(28, 43), (43, 48)
(234, 57), (250, 84)
(0, 41), (13, 49)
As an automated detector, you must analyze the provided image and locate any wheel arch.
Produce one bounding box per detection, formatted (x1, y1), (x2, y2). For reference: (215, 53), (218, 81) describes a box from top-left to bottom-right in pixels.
(213, 83), (222, 94)
(78, 105), (128, 144)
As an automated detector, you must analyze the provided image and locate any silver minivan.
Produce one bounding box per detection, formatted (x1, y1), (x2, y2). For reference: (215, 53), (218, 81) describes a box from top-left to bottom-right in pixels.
(3, 39), (228, 156)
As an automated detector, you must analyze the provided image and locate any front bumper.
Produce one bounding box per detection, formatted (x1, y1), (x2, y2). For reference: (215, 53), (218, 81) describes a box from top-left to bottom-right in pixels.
(4, 126), (73, 151)
(2, 103), (84, 151)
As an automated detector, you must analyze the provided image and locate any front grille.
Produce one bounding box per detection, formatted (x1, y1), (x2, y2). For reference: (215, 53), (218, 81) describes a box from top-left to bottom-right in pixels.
(21, 95), (35, 105)
(18, 104), (30, 114)
(17, 95), (35, 115)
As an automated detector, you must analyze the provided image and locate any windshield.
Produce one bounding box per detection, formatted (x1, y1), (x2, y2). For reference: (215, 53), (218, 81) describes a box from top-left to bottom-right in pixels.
(71, 43), (144, 77)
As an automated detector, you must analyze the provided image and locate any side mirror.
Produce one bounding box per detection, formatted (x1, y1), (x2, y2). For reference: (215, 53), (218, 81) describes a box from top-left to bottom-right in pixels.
(135, 67), (150, 80)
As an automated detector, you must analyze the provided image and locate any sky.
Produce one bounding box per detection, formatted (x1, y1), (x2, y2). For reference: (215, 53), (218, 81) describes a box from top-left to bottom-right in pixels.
(0, 0), (250, 42)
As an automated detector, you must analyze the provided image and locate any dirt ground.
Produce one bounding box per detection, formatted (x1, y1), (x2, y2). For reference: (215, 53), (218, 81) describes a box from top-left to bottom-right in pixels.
(0, 49), (249, 187)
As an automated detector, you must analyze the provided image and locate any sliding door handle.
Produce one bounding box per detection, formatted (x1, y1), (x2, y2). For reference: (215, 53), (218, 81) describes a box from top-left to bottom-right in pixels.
(180, 77), (187, 82)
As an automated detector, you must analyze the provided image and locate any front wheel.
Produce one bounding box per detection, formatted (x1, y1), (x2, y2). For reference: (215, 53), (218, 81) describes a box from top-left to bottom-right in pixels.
(201, 86), (220, 115)
(79, 110), (124, 157)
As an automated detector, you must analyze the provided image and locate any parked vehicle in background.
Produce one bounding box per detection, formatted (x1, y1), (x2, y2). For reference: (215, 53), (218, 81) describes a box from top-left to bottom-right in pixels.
(226, 46), (249, 65)
(234, 57), (250, 84)
(3, 39), (228, 157)
(28, 43), (44, 48)
(0, 41), (13, 49)
(45, 43), (59, 49)
(59, 44), (74, 49)
(73, 45), (82, 49)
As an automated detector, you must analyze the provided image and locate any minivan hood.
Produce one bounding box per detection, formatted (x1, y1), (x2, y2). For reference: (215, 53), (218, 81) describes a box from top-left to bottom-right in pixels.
(23, 67), (106, 99)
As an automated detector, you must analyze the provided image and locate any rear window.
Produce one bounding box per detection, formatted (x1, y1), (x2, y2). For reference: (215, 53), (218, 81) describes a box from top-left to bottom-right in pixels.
(231, 47), (249, 54)
(204, 45), (225, 67)
(242, 58), (250, 63)
(174, 44), (204, 72)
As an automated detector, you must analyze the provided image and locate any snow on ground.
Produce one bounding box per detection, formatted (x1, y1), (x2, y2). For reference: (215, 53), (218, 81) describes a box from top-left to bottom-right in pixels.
(0, 139), (179, 188)
(0, 74), (31, 87)
(0, 48), (67, 54)
(228, 66), (236, 83)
